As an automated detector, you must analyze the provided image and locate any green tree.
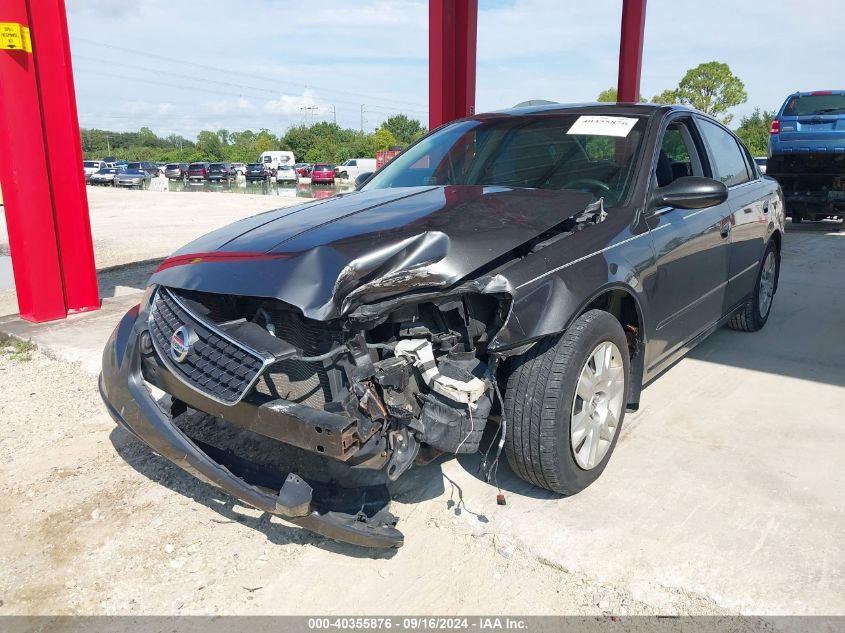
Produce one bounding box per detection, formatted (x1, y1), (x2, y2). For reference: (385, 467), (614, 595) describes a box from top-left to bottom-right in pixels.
(381, 114), (425, 145)
(670, 61), (747, 124)
(735, 108), (776, 156)
(374, 127), (398, 151)
(196, 130), (224, 160)
(650, 89), (677, 105)
(596, 87), (645, 103)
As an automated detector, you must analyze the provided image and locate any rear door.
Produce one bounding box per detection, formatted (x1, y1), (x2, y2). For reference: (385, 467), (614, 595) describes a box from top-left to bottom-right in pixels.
(644, 115), (732, 368)
(695, 117), (769, 312)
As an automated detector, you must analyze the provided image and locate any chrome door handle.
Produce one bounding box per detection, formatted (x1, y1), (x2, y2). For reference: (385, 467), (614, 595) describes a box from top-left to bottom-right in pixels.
(720, 222), (731, 238)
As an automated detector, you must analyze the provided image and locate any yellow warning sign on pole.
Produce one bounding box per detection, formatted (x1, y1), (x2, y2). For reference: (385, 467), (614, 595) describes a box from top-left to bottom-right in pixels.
(0, 22), (32, 53)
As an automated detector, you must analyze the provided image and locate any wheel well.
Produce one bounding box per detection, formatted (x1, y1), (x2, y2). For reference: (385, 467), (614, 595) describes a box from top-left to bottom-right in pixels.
(584, 289), (642, 357)
(583, 288), (644, 410)
(770, 229), (782, 254)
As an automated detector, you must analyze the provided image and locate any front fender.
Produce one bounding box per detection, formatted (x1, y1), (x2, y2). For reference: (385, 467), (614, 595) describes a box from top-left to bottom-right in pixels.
(489, 251), (648, 352)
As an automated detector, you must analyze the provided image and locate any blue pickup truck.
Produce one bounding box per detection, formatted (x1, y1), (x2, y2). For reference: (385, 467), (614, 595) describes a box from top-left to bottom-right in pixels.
(767, 90), (845, 223)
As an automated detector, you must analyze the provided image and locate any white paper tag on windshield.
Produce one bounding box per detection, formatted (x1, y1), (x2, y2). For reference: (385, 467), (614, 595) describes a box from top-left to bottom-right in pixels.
(567, 115), (638, 137)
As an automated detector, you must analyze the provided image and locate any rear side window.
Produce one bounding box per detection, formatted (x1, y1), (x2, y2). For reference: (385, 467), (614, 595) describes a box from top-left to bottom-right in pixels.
(697, 119), (750, 187)
(189, 163), (205, 169)
(783, 94), (845, 116)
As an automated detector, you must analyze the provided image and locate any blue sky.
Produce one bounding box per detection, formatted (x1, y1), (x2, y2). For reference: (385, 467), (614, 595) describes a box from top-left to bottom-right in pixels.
(66, 0), (843, 138)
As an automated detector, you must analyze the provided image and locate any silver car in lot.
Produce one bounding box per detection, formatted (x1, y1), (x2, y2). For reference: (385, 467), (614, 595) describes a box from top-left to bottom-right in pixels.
(89, 167), (123, 186)
(115, 168), (152, 189)
(275, 164), (297, 183)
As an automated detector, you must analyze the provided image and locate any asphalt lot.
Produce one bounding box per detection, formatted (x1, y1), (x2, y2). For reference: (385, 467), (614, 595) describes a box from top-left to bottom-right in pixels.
(0, 193), (842, 615)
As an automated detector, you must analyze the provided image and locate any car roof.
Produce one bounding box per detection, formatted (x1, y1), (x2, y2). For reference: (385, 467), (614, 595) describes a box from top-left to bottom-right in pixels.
(786, 90), (845, 97)
(483, 101), (693, 118)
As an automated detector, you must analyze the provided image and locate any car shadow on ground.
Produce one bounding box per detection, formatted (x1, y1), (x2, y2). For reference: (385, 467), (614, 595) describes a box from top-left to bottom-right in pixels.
(109, 405), (560, 557)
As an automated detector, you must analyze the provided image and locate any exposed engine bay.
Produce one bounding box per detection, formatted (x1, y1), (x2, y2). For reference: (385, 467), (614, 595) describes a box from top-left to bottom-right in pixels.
(152, 286), (509, 483)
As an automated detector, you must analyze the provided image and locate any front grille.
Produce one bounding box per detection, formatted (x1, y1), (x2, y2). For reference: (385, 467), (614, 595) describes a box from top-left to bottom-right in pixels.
(253, 311), (345, 408)
(149, 288), (268, 405)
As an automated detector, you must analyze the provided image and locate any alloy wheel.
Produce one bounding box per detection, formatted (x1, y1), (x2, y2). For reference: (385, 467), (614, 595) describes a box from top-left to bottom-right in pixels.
(570, 341), (625, 470)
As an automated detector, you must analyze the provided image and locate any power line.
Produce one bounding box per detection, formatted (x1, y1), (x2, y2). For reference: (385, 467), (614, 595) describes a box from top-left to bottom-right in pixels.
(73, 36), (429, 111)
(73, 65), (429, 118)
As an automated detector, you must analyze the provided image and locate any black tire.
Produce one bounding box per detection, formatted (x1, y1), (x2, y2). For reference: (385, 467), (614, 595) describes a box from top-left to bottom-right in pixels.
(791, 212), (803, 224)
(503, 309), (630, 495)
(728, 240), (779, 332)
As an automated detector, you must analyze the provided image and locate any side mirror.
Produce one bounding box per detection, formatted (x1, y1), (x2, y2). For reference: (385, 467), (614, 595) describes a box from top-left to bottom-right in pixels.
(355, 172), (374, 189)
(652, 176), (728, 210)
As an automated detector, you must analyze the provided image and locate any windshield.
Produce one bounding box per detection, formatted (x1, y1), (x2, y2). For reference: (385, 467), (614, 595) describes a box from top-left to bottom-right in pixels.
(362, 113), (646, 206)
(783, 94), (845, 116)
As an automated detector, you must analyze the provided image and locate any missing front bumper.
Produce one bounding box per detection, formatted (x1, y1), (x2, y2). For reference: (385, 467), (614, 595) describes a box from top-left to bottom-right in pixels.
(99, 306), (404, 549)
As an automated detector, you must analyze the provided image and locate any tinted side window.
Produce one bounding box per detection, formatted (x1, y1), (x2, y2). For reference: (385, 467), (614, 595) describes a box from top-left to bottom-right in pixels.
(697, 119), (750, 187)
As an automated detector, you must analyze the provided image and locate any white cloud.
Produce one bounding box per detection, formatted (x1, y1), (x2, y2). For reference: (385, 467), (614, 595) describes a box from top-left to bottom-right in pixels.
(207, 97), (255, 116)
(67, 0), (845, 135)
(264, 90), (327, 117)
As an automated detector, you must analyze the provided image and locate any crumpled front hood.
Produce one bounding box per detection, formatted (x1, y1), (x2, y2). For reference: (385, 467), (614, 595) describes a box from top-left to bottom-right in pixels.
(149, 185), (594, 320)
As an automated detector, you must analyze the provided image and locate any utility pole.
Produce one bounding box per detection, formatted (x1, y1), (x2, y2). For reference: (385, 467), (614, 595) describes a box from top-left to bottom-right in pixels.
(360, 104), (365, 133)
(330, 104), (336, 125)
(301, 105), (318, 125)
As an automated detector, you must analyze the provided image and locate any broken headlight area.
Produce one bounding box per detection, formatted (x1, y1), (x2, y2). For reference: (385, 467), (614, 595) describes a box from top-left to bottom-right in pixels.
(143, 286), (509, 484)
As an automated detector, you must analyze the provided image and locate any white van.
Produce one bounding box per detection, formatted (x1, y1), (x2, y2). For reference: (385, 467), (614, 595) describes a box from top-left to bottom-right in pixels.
(259, 151), (296, 175)
(335, 157), (377, 180)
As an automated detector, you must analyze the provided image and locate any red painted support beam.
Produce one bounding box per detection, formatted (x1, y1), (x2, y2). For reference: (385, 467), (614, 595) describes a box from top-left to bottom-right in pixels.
(617, 0), (647, 103)
(429, 0), (478, 130)
(0, 0), (99, 322)
(28, 0), (99, 314)
(0, 0), (67, 321)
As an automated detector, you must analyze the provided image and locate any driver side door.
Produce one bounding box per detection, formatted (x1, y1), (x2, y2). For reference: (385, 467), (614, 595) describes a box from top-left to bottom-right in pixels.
(644, 116), (732, 374)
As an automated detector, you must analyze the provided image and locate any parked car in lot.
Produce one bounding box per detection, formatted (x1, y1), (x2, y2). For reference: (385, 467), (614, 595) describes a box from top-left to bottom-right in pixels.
(275, 164), (297, 183)
(114, 168), (151, 189)
(207, 163), (233, 182)
(260, 150), (296, 176)
(127, 161), (161, 177)
(100, 104), (784, 549)
(83, 160), (106, 181)
(89, 167), (122, 186)
(335, 157), (377, 180)
(310, 163), (335, 184)
(244, 163), (269, 181)
(294, 162), (310, 177)
(754, 157), (767, 174)
(164, 163), (189, 180)
(230, 163), (246, 177)
(187, 162), (210, 181)
(767, 90), (845, 222)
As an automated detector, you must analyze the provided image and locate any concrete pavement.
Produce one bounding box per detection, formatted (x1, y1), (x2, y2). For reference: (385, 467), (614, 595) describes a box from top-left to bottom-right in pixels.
(0, 221), (842, 614)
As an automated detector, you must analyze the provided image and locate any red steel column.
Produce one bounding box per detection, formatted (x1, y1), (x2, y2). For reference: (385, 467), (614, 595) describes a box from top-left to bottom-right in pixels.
(28, 0), (99, 314)
(429, 0), (478, 130)
(617, 0), (647, 103)
(0, 0), (67, 321)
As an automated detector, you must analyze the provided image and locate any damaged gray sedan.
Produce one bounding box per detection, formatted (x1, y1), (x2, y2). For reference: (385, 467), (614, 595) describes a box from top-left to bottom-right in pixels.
(100, 103), (785, 548)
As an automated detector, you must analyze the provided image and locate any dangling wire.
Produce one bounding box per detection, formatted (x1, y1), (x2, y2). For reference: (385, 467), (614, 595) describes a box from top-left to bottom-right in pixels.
(455, 403), (475, 455)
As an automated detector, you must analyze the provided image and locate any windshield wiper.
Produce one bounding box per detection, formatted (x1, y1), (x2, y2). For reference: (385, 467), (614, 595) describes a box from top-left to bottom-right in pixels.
(811, 108), (845, 114)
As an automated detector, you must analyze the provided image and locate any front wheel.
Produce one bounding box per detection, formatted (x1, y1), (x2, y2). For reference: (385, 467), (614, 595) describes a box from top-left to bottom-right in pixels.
(728, 240), (779, 332)
(503, 310), (629, 495)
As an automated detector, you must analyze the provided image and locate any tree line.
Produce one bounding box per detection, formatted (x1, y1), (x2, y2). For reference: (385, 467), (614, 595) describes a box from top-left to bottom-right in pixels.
(81, 114), (427, 164)
(597, 61), (774, 156)
(82, 61), (776, 164)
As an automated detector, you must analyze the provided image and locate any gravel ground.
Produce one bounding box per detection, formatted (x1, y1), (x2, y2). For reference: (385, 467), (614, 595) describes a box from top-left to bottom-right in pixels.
(0, 345), (732, 616)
